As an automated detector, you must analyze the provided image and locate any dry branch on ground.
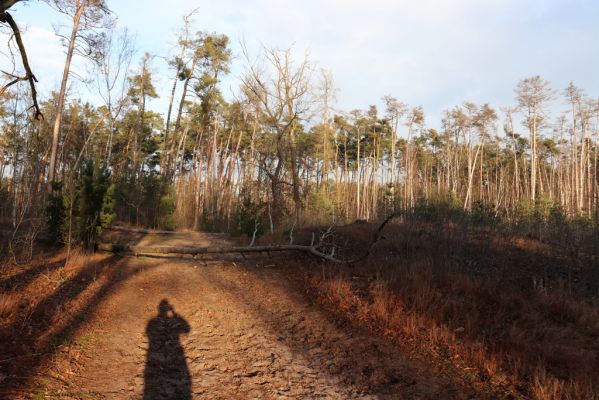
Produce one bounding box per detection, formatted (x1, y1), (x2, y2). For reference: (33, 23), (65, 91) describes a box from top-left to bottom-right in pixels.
(99, 215), (398, 264)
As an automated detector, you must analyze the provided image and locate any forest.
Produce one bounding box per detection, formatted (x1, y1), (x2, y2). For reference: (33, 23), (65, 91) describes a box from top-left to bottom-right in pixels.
(0, 1), (598, 250)
(1, 1), (598, 399)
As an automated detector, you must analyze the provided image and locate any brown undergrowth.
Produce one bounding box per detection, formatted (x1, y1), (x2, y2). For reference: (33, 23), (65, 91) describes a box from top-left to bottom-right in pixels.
(301, 220), (599, 400)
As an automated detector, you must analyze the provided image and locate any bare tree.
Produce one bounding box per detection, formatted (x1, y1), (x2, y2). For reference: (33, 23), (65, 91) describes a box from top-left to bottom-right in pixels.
(90, 27), (134, 164)
(47, 0), (111, 185)
(161, 9), (197, 173)
(516, 76), (554, 202)
(405, 106), (424, 209)
(127, 52), (158, 178)
(241, 45), (314, 225)
(383, 95), (407, 209)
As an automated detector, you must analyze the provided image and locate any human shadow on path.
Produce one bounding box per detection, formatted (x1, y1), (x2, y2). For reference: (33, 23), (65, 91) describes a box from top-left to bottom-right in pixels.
(143, 299), (191, 400)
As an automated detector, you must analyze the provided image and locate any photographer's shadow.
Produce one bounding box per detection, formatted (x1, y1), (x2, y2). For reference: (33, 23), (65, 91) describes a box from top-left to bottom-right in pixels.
(143, 299), (191, 400)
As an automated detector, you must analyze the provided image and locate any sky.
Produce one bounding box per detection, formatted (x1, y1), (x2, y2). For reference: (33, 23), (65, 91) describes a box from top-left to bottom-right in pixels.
(3, 0), (599, 128)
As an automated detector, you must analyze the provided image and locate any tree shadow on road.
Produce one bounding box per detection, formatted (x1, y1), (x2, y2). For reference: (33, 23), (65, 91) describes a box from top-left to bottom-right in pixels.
(0, 254), (161, 397)
(143, 299), (191, 400)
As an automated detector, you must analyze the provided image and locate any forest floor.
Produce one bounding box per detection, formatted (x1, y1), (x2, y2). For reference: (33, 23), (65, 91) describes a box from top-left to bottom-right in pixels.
(0, 229), (515, 400)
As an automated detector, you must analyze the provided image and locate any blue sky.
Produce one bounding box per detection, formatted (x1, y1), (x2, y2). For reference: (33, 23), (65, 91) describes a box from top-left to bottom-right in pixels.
(3, 0), (599, 128)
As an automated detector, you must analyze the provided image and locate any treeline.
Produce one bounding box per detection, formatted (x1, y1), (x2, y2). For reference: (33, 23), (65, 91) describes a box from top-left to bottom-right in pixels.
(1, 2), (598, 251)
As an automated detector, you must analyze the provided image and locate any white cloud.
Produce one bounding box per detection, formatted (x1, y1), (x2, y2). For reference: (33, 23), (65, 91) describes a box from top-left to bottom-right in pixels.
(2, 0), (597, 127)
(21, 26), (64, 86)
(114, 0), (599, 126)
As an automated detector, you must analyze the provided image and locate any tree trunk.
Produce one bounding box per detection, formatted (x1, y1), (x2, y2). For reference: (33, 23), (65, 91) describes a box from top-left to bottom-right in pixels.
(48, 3), (85, 185)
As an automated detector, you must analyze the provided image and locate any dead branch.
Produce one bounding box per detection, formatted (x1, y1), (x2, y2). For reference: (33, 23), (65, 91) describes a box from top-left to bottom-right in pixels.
(0, 1), (20, 14)
(0, 10), (43, 120)
(96, 242), (350, 264)
(99, 214), (400, 264)
(107, 226), (177, 234)
(288, 221), (296, 244)
(249, 220), (260, 247)
(346, 212), (398, 264)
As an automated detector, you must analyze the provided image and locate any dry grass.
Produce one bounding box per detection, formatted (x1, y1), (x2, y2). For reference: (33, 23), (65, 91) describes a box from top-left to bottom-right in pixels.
(303, 220), (599, 399)
(0, 248), (116, 386)
(1, 250), (95, 323)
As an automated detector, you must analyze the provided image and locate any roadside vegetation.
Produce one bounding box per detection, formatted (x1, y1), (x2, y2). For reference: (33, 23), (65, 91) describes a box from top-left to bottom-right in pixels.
(298, 203), (599, 399)
(0, 1), (598, 399)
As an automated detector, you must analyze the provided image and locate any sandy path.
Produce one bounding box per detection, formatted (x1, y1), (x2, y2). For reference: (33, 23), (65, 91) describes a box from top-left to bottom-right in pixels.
(29, 233), (476, 399)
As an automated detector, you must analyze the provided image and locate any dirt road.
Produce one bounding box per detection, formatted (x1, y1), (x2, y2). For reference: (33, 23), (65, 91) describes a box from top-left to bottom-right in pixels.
(8, 233), (482, 399)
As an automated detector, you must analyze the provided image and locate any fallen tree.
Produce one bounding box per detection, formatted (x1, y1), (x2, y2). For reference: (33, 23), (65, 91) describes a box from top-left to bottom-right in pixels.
(107, 226), (178, 235)
(98, 213), (399, 264)
(97, 242), (351, 264)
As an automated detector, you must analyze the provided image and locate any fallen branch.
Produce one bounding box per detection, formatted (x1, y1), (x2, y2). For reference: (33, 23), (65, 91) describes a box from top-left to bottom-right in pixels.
(97, 242), (349, 264)
(249, 220), (260, 247)
(99, 213), (400, 264)
(107, 226), (177, 234)
(346, 212), (398, 264)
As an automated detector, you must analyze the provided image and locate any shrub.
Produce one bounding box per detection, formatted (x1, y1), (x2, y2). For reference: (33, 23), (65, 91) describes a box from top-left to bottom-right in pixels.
(113, 174), (175, 229)
(233, 192), (265, 240)
(72, 161), (112, 249)
(100, 183), (117, 231)
(46, 181), (66, 245)
(158, 186), (176, 231)
(306, 187), (335, 225)
(471, 201), (496, 226)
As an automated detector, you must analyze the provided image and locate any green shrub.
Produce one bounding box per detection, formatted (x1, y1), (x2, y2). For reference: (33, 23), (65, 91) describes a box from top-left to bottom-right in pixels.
(158, 186), (176, 231)
(73, 161), (112, 249)
(306, 187), (335, 224)
(46, 181), (66, 245)
(233, 192), (265, 240)
(112, 174), (175, 229)
(100, 183), (117, 231)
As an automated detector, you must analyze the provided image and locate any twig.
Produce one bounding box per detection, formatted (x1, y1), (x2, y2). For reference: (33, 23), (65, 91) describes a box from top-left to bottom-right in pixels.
(348, 212), (398, 264)
(249, 220), (260, 247)
(288, 221), (296, 245)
